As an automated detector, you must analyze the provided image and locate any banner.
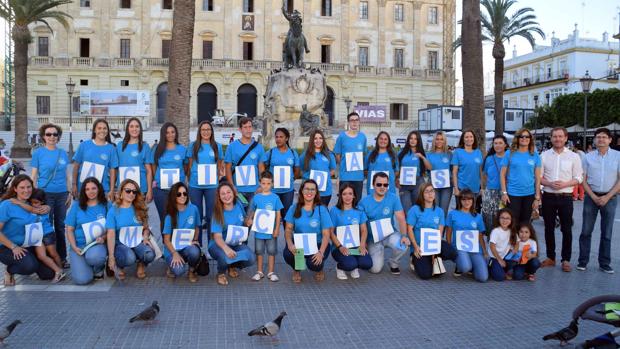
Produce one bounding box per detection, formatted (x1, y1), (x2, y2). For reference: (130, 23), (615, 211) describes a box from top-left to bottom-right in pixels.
(354, 105), (386, 123)
(80, 90), (150, 117)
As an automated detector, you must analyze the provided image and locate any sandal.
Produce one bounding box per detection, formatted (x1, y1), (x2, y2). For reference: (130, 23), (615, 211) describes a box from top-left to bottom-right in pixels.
(227, 267), (239, 278)
(136, 262), (146, 279)
(292, 271), (302, 283)
(166, 268), (175, 278)
(188, 269), (198, 283)
(251, 271), (264, 281)
(4, 271), (15, 287)
(52, 271), (66, 284)
(528, 274), (536, 281)
(216, 273), (228, 286)
(117, 268), (126, 281)
(314, 271), (325, 282)
(267, 272), (279, 282)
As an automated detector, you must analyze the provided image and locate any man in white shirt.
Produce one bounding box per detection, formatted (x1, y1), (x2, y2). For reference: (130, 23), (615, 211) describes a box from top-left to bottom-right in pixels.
(539, 127), (583, 272)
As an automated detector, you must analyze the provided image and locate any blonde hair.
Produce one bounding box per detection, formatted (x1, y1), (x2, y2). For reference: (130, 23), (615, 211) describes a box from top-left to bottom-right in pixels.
(431, 131), (449, 153)
(115, 179), (148, 224)
(510, 128), (535, 154)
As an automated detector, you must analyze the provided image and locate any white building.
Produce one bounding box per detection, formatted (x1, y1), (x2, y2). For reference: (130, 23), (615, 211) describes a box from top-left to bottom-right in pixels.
(503, 25), (620, 109)
(417, 105), (534, 132)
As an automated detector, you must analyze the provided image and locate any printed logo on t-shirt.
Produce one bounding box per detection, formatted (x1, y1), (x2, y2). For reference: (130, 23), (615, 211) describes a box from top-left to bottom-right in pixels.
(265, 203), (274, 211)
(384, 157), (391, 163)
(97, 213), (106, 220)
(287, 158), (294, 165)
(187, 215), (194, 225)
(442, 157), (449, 163)
(59, 159), (67, 165)
(433, 217), (440, 224)
(310, 219), (319, 228)
(527, 159), (535, 166)
(383, 207), (391, 215)
(474, 157), (481, 164)
(250, 152), (257, 160)
(131, 150), (139, 157)
(101, 154), (109, 161)
(174, 154), (182, 161)
(209, 150), (215, 157)
(320, 155), (327, 162)
(351, 218), (359, 225)
(357, 144), (363, 150)
(238, 213), (245, 221)
(470, 221), (478, 229)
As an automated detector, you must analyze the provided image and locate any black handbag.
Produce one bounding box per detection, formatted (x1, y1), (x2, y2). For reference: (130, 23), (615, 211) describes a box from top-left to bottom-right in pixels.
(195, 251), (210, 276)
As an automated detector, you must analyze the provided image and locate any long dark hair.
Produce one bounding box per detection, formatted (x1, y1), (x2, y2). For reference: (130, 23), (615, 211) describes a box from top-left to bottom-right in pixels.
(293, 179), (321, 219)
(192, 121), (219, 162)
(456, 189), (477, 216)
(494, 208), (517, 246)
(458, 129), (478, 149)
(368, 131), (397, 170)
(398, 130), (426, 173)
(154, 122), (179, 168)
(414, 182), (436, 210)
(121, 117), (144, 152)
(335, 183), (359, 210)
(483, 135), (508, 168)
(166, 182), (189, 230)
(1, 174), (33, 200)
(303, 129), (330, 171)
(213, 182), (238, 226)
(78, 177), (107, 211)
(91, 118), (113, 144)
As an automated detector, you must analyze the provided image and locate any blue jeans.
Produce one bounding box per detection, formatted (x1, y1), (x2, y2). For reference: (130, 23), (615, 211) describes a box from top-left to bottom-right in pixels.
(435, 187), (453, 218)
(153, 188), (170, 229)
(45, 191), (69, 261)
(513, 258), (541, 280)
(578, 194), (618, 267)
(320, 195), (332, 206)
(410, 241), (457, 280)
(188, 186), (216, 245)
(367, 233), (409, 273)
(488, 258), (514, 282)
(255, 238), (277, 256)
(68, 244), (107, 285)
(208, 243), (256, 274)
(277, 191), (295, 223)
(399, 180), (423, 214)
(331, 247), (373, 271)
(283, 244), (329, 272)
(114, 242), (155, 268)
(0, 246), (55, 279)
(165, 245), (201, 277)
(455, 251), (488, 282)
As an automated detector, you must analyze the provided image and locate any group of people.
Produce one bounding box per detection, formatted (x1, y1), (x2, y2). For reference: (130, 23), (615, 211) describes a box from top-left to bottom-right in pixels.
(0, 113), (617, 287)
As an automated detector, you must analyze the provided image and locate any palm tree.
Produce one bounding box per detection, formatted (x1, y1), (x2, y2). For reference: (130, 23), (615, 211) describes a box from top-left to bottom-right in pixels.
(165, 0), (195, 145)
(0, 0), (71, 158)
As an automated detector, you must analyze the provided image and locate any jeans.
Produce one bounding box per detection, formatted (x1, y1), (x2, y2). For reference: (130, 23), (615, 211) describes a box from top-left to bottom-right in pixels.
(208, 243), (256, 274)
(435, 187), (453, 218)
(320, 195), (332, 206)
(68, 244), (107, 285)
(488, 258), (516, 282)
(331, 247), (373, 271)
(340, 181), (364, 202)
(0, 246), (55, 280)
(507, 194), (535, 224)
(277, 191), (295, 223)
(164, 245), (201, 277)
(255, 238), (277, 256)
(114, 242), (155, 268)
(542, 193), (574, 262)
(188, 186), (216, 245)
(578, 194), (618, 268)
(399, 180), (423, 214)
(410, 240), (456, 280)
(367, 233), (409, 273)
(512, 258), (541, 280)
(45, 191), (69, 261)
(153, 188), (170, 229)
(283, 244), (329, 272)
(455, 251), (488, 282)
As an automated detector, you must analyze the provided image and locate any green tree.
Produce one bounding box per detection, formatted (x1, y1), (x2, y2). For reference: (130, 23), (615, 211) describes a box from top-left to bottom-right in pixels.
(0, 0), (72, 157)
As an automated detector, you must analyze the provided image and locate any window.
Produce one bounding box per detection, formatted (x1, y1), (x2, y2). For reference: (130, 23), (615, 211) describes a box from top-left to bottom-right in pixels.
(202, 40), (213, 59)
(72, 96), (80, 113)
(162, 0), (172, 10)
(80, 79), (88, 86)
(120, 0), (131, 9)
(357, 102), (370, 106)
(243, 42), (253, 60)
(38, 37), (49, 57)
(394, 49), (404, 68)
(358, 47), (368, 66)
(359, 1), (368, 20)
(80, 38), (90, 57)
(121, 80), (130, 87)
(394, 4), (404, 22)
(243, 0), (253, 13)
(321, 0), (332, 16)
(451, 109), (461, 119)
(80, 0), (90, 7)
(202, 0), (213, 11)
(321, 45), (331, 64)
(390, 103), (408, 120)
(162, 39), (171, 58)
(120, 39), (130, 58)
(506, 111), (515, 121)
(284, 0), (293, 14)
(36, 96), (50, 115)
(428, 6), (438, 24)
(428, 51), (438, 70)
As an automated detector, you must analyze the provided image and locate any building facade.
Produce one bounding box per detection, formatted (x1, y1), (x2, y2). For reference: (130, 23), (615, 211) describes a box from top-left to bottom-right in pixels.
(26, 0), (455, 134)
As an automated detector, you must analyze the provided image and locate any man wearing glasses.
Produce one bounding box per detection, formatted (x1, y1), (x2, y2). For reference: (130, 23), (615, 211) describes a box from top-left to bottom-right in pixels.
(358, 172), (410, 274)
(334, 112), (367, 200)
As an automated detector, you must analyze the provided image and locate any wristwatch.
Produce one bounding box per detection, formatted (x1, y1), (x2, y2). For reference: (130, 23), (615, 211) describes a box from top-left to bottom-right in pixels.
(502, 191), (508, 195)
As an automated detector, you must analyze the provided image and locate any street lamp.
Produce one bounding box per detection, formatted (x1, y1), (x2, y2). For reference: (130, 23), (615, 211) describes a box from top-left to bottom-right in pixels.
(65, 77), (76, 158)
(344, 97), (352, 116)
(533, 95), (539, 149)
(580, 70), (593, 149)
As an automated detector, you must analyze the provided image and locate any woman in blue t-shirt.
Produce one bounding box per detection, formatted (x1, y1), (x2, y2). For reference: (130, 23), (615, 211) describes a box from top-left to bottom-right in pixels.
(451, 130), (483, 196)
(284, 179), (333, 283)
(300, 130), (336, 206)
(366, 131), (399, 195)
(481, 135), (509, 232)
(261, 128), (299, 221)
(65, 177), (109, 285)
(208, 182), (256, 286)
(334, 112), (367, 200)
(397, 130), (432, 214)
(427, 131), (453, 217)
(117, 117), (153, 202)
(162, 182), (201, 283)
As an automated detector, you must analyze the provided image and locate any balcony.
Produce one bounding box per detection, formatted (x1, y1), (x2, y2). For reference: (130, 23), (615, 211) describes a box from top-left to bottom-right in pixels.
(391, 67), (410, 77)
(113, 58), (134, 67)
(143, 58), (168, 67)
(355, 65), (375, 75)
(504, 70), (569, 90)
(307, 62), (349, 73)
(30, 56), (52, 66)
(425, 69), (442, 79)
(73, 57), (94, 66)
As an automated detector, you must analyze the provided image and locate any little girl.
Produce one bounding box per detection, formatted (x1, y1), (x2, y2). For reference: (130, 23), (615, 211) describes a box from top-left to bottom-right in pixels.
(487, 208), (517, 281)
(512, 222), (540, 281)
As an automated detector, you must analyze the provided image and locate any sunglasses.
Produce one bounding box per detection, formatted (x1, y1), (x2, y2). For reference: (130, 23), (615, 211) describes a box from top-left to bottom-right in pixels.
(45, 133), (59, 137)
(302, 188), (317, 193)
(123, 189), (138, 195)
(374, 183), (389, 188)
(176, 191), (188, 197)
(518, 135), (531, 139)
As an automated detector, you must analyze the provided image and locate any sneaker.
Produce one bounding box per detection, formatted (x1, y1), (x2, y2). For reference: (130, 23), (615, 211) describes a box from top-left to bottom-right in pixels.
(336, 268), (348, 280)
(528, 274), (536, 281)
(600, 265), (615, 274)
(541, 258), (556, 268)
(453, 267), (462, 277)
(409, 259), (415, 272)
(267, 272), (279, 282)
(390, 267), (401, 275)
(561, 261), (572, 272)
(52, 271), (66, 284)
(350, 268), (360, 279)
(576, 264), (587, 271)
(93, 271), (104, 280)
(251, 271), (264, 281)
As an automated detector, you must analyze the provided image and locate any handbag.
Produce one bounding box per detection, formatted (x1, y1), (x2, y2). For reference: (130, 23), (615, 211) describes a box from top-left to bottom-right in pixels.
(432, 256), (446, 276)
(195, 250), (210, 276)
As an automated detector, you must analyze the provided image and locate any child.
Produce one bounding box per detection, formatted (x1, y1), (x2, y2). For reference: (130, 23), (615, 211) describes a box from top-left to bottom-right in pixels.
(512, 222), (540, 281)
(246, 171), (283, 282)
(487, 208), (517, 281)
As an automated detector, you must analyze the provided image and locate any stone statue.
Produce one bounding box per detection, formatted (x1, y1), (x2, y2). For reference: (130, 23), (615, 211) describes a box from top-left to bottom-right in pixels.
(282, 1), (309, 69)
(299, 104), (320, 136)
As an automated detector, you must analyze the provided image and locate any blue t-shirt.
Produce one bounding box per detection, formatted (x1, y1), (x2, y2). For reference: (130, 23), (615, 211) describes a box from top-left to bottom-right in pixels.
(151, 144), (187, 190)
(284, 205), (333, 244)
(0, 200), (38, 247)
(427, 152), (451, 171)
(446, 210), (486, 253)
(73, 140), (119, 192)
(358, 193), (403, 243)
(299, 151), (337, 197)
(483, 151), (509, 191)
(31, 147), (69, 193)
(249, 192), (283, 239)
(162, 203), (200, 257)
(366, 151), (399, 195)
(224, 140), (265, 193)
(451, 148), (483, 193)
(39, 213), (54, 236)
(210, 202), (246, 242)
(329, 206), (368, 248)
(399, 150), (424, 187)
(116, 141), (153, 193)
(65, 202), (108, 248)
(105, 205), (144, 241)
(406, 205), (445, 246)
(186, 141), (224, 189)
(261, 147), (300, 194)
(501, 150), (541, 196)
(334, 131), (367, 181)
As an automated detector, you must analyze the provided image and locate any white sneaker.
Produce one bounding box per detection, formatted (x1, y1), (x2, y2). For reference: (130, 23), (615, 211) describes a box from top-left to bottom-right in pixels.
(267, 272), (279, 282)
(350, 268), (360, 279)
(251, 271), (264, 281)
(409, 260), (415, 272)
(336, 268), (348, 280)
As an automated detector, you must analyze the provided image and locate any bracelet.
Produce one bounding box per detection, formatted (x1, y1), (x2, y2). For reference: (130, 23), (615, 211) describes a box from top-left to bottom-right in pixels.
(336, 244), (342, 249)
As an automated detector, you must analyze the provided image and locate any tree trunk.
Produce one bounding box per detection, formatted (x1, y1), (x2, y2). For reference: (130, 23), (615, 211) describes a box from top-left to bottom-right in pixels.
(166, 0), (195, 145)
(10, 25), (32, 158)
(461, 0), (485, 151)
(493, 42), (505, 135)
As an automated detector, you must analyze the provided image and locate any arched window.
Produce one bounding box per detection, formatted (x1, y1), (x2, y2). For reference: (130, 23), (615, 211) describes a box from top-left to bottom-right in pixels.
(197, 83), (218, 123)
(237, 83), (257, 118)
(156, 82), (168, 123)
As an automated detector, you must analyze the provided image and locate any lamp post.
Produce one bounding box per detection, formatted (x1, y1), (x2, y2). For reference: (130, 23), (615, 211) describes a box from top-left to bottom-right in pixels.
(65, 78), (76, 159)
(580, 71), (593, 149)
(344, 97), (352, 116)
(533, 95), (539, 149)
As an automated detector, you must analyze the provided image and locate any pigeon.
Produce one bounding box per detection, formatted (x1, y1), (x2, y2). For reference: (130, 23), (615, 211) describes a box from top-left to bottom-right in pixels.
(0, 320), (21, 344)
(248, 311), (287, 337)
(543, 320), (579, 346)
(129, 301), (160, 323)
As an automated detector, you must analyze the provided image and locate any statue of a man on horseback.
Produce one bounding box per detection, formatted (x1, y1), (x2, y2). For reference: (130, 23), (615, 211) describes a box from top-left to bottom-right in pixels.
(282, 1), (309, 69)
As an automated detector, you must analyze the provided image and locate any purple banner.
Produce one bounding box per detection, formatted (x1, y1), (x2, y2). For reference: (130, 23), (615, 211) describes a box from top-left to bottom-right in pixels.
(354, 105), (386, 123)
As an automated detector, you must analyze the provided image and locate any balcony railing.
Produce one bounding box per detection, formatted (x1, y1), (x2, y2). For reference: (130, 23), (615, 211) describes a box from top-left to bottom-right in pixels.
(355, 65), (375, 74)
(73, 57), (94, 66)
(425, 69), (442, 79)
(30, 56), (52, 65)
(505, 70), (569, 90)
(113, 58), (134, 67)
(391, 67), (410, 76)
